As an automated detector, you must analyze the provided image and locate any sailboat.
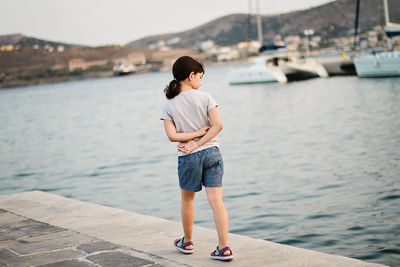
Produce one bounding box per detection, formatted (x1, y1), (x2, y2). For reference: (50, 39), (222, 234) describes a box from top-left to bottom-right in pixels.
(353, 0), (400, 77)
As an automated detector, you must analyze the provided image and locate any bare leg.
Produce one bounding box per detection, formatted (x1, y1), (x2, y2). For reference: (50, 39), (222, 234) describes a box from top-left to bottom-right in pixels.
(180, 188), (195, 249)
(206, 187), (231, 256)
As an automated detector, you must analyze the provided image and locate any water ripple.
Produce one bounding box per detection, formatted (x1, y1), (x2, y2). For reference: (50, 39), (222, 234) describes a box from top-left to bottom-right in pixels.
(378, 194), (400, 201)
(225, 192), (260, 199)
(15, 172), (37, 177)
(318, 184), (344, 190)
(306, 214), (337, 220)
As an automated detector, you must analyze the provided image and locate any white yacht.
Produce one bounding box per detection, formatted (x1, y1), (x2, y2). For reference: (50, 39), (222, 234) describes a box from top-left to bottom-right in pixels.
(354, 51), (400, 77)
(228, 55), (288, 84)
(354, 0), (400, 77)
(113, 62), (136, 76)
(284, 56), (328, 80)
(228, 53), (328, 85)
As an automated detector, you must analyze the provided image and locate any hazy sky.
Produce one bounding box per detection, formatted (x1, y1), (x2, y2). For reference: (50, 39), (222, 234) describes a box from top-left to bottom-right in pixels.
(1, 0), (335, 46)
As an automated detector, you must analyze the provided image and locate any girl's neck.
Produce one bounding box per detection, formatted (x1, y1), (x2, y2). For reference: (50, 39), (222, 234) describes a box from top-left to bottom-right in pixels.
(180, 80), (193, 92)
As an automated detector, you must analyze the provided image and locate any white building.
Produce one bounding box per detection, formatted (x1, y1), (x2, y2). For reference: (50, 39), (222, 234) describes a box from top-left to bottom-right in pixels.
(57, 45), (65, 52)
(200, 40), (215, 52)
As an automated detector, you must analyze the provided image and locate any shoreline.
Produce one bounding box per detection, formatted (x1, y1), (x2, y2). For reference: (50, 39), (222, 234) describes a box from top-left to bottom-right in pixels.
(0, 59), (247, 90)
(0, 70), (114, 90)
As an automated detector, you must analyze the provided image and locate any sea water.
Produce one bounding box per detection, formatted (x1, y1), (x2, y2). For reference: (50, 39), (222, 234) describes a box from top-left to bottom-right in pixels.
(0, 65), (399, 266)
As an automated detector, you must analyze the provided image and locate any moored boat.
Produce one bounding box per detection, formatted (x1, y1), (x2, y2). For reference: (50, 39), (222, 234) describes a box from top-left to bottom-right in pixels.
(228, 55), (288, 84)
(354, 51), (400, 77)
(228, 53), (328, 85)
(113, 62), (136, 76)
(353, 0), (400, 78)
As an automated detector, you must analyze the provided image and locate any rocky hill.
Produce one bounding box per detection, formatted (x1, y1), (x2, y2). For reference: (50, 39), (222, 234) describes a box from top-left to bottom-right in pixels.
(126, 0), (400, 48)
(0, 33), (87, 49)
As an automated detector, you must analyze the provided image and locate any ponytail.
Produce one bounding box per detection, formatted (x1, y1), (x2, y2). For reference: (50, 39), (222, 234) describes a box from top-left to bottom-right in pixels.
(164, 79), (181, 99)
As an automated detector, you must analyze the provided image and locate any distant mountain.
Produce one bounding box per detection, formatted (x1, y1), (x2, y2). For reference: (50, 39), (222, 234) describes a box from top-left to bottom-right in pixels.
(0, 33), (88, 49)
(126, 0), (400, 48)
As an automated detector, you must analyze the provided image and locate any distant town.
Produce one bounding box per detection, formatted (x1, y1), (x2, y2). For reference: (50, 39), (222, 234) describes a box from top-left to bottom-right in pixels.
(1, 24), (397, 89)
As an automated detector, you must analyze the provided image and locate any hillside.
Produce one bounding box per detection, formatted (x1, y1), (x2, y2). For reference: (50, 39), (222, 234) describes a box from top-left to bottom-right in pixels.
(0, 36), (193, 88)
(0, 34), (153, 88)
(126, 0), (400, 48)
(0, 33), (87, 49)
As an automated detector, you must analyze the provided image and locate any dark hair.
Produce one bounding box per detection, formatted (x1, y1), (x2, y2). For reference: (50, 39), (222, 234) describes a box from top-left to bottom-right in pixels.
(164, 56), (205, 99)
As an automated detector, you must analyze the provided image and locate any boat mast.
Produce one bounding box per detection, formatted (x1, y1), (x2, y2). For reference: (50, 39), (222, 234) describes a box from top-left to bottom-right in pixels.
(353, 0), (360, 52)
(383, 0), (390, 25)
(383, 0), (392, 50)
(256, 0), (264, 46)
(248, 0), (252, 44)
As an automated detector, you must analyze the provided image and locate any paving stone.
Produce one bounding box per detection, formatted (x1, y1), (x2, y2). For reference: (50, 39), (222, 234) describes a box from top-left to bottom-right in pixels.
(77, 240), (120, 254)
(0, 249), (18, 263)
(0, 240), (18, 250)
(38, 259), (96, 267)
(10, 230), (92, 255)
(0, 211), (26, 225)
(0, 219), (62, 241)
(16, 229), (76, 243)
(87, 251), (154, 267)
(0, 231), (25, 242)
(0, 248), (85, 267)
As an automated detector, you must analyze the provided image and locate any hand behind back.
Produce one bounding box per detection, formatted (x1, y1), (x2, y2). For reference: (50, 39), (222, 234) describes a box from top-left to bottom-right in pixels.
(177, 140), (199, 154)
(177, 126), (209, 154)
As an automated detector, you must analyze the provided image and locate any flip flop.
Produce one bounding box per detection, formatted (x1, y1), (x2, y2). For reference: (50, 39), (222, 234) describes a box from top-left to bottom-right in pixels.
(174, 236), (194, 254)
(210, 246), (234, 261)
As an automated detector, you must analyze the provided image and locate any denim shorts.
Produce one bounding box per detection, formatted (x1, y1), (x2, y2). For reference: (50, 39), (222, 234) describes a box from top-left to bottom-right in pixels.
(178, 146), (224, 192)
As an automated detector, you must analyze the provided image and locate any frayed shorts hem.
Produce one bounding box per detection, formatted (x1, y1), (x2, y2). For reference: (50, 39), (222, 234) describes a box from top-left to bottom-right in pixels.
(179, 183), (222, 192)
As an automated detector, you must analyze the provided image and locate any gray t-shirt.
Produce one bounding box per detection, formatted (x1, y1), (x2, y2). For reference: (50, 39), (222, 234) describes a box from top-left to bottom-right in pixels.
(160, 89), (219, 157)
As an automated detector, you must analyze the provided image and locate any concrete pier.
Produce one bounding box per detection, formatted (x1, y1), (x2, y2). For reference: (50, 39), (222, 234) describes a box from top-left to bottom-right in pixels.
(0, 191), (386, 266)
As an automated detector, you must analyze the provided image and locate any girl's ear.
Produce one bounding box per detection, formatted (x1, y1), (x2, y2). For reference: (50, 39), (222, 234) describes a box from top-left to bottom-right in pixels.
(188, 71), (195, 80)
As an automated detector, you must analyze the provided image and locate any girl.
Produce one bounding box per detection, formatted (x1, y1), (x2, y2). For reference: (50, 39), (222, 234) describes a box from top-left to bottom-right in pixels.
(160, 56), (233, 261)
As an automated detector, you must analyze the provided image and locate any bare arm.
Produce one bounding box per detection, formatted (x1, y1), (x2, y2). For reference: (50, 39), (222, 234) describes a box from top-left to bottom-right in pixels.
(163, 119), (209, 143)
(177, 107), (222, 154)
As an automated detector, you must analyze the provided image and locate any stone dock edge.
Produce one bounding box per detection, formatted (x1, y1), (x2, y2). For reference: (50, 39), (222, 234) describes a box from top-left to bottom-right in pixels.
(0, 191), (387, 267)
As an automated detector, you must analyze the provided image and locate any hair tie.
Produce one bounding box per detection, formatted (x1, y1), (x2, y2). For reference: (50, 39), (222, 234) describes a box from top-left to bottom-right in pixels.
(173, 78), (178, 82)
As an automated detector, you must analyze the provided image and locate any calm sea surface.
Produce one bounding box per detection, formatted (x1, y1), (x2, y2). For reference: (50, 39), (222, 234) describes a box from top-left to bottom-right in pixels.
(1, 65), (399, 266)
